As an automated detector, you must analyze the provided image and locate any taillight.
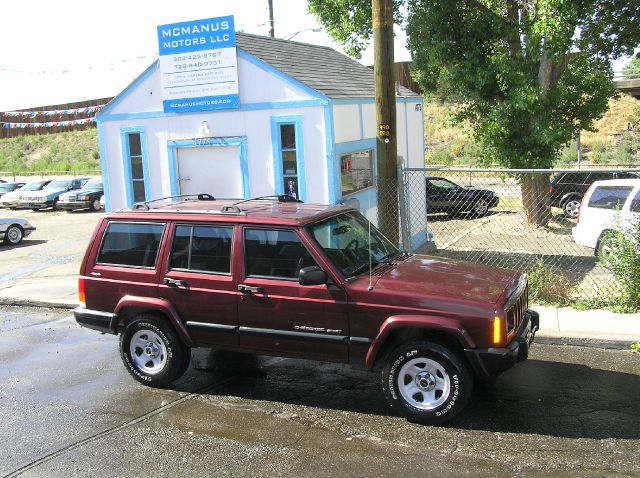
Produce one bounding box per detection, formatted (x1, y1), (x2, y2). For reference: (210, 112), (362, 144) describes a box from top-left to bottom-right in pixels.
(78, 277), (86, 307)
(549, 184), (553, 194)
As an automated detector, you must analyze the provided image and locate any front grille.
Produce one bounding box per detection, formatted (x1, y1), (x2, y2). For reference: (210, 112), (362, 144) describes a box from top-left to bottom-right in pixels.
(506, 282), (528, 333)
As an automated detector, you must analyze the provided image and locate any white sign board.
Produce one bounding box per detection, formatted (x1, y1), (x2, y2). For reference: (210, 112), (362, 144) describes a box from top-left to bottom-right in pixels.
(157, 16), (239, 113)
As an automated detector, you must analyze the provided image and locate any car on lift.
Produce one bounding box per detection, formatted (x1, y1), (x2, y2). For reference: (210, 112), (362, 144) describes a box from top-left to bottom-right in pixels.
(20, 177), (89, 211)
(58, 177), (104, 212)
(426, 176), (499, 217)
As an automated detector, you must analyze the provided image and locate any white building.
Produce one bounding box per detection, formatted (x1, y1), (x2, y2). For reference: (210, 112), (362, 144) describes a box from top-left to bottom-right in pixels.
(96, 33), (426, 248)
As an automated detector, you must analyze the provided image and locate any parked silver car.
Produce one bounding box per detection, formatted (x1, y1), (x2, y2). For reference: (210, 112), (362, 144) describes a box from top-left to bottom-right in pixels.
(0, 218), (36, 245)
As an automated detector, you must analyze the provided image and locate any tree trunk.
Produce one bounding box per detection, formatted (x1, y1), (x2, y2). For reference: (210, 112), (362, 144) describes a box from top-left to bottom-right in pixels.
(521, 174), (551, 226)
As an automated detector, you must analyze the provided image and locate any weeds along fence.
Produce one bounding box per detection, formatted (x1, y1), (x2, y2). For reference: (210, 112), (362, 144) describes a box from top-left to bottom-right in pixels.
(375, 167), (640, 303)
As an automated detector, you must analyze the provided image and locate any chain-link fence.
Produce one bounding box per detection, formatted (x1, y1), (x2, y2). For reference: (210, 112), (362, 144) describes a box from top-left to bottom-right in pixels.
(375, 167), (640, 302)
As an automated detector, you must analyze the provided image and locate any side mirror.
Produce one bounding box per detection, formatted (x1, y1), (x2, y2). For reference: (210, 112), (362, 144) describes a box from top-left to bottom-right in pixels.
(298, 266), (327, 286)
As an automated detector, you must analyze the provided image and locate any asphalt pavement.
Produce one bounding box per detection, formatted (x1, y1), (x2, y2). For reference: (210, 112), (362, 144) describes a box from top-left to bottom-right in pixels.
(0, 207), (639, 348)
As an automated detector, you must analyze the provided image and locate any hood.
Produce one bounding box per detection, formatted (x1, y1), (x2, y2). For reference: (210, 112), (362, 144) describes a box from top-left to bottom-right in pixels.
(60, 188), (102, 198)
(371, 254), (519, 306)
(30, 187), (66, 198)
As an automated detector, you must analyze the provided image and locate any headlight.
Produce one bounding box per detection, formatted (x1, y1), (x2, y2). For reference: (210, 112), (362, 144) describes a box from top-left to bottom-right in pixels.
(82, 195), (92, 201)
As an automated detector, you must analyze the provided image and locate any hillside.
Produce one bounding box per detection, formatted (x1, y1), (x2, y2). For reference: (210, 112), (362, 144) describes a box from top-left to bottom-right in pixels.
(0, 129), (100, 175)
(425, 95), (640, 166)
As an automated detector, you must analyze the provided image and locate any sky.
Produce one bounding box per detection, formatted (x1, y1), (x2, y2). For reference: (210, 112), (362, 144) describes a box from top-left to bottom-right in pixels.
(0, 0), (410, 112)
(0, 0), (634, 112)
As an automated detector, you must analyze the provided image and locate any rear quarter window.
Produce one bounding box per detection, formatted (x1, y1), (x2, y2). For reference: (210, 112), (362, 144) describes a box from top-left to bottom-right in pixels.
(587, 186), (634, 210)
(97, 222), (165, 268)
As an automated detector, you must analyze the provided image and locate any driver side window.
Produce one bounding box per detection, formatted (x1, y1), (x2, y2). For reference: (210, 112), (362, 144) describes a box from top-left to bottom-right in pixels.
(244, 228), (317, 280)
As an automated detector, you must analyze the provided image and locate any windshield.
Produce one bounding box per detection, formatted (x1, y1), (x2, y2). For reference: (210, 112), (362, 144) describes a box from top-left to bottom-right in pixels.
(21, 181), (47, 191)
(83, 178), (103, 190)
(306, 211), (400, 278)
(45, 180), (71, 189)
(0, 184), (15, 192)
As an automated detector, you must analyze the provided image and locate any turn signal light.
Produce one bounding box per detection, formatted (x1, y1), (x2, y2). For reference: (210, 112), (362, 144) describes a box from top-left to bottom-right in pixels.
(493, 316), (502, 345)
(78, 277), (86, 306)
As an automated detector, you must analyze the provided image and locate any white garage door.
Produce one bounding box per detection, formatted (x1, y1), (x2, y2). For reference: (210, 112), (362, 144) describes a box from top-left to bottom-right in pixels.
(176, 146), (243, 199)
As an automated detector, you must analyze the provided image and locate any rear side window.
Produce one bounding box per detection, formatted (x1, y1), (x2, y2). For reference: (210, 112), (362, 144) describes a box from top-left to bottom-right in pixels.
(587, 186), (634, 210)
(169, 225), (233, 274)
(97, 222), (165, 268)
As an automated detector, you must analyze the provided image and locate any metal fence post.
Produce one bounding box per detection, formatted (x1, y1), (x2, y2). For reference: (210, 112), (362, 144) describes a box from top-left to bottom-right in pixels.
(397, 157), (411, 252)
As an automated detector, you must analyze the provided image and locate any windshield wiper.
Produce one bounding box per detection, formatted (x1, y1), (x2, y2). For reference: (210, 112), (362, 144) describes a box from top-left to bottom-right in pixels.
(347, 261), (380, 280)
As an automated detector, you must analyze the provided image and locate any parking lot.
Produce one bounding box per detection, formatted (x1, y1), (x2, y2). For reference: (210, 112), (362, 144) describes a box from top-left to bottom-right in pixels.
(1, 306), (639, 477)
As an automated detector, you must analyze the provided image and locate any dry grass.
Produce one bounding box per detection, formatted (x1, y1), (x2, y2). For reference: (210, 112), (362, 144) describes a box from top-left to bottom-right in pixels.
(581, 95), (639, 149)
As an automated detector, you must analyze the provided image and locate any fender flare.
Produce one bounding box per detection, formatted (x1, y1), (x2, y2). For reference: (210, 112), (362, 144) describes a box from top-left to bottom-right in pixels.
(365, 315), (475, 369)
(560, 192), (581, 206)
(114, 295), (194, 347)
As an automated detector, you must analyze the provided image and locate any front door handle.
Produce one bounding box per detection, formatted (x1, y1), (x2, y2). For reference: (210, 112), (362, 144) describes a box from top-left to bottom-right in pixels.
(163, 277), (186, 287)
(238, 284), (263, 293)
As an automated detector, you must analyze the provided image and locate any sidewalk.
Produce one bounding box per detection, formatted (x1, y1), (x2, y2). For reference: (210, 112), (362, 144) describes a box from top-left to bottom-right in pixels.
(0, 209), (639, 349)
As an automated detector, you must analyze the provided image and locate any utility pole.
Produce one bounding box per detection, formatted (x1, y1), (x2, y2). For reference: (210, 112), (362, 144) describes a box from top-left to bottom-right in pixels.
(373, 0), (399, 245)
(268, 0), (275, 38)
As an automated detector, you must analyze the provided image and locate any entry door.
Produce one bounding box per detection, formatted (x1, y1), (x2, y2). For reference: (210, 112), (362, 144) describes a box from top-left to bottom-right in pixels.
(237, 227), (349, 362)
(177, 146), (243, 199)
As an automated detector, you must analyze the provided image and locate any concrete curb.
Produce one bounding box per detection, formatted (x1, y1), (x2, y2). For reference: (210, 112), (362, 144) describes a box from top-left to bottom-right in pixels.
(0, 298), (77, 310)
(535, 334), (637, 350)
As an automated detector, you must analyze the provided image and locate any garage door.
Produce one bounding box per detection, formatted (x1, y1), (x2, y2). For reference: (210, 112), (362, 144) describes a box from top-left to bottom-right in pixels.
(176, 146), (244, 199)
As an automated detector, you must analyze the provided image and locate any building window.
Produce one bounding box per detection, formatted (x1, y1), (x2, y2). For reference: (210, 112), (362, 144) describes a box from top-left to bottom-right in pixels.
(127, 132), (146, 203)
(341, 149), (374, 196)
(279, 124), (299, 199)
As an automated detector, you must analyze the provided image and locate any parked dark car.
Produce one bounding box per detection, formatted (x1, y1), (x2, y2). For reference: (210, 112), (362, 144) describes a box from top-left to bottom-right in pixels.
(549, 171), (639, 218)
(0, 182), (26, 199)
(58, 177), (104, 212)
(74, 195), (537, 425)
(20, 177), (89, 211)
(426, 176), (499, 217)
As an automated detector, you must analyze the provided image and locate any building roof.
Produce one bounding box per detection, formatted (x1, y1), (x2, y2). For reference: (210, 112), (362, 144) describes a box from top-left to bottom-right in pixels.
(236, 32), (419, 99)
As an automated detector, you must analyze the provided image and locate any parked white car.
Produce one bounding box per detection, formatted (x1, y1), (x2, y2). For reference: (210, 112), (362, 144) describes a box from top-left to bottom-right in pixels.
(0, 180), (51, 209)
(571, 178), (640, 255)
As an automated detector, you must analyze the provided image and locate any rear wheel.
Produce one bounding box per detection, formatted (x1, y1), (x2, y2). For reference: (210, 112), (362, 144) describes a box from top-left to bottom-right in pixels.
(4, 225), (23, 245)
(119, 315), (190, 387)
(382, 341), (472, 425)
(562, 197), (581, 218)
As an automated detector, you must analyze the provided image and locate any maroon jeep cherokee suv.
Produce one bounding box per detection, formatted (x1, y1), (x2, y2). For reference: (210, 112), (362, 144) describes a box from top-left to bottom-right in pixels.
(74, 195), (538, 424)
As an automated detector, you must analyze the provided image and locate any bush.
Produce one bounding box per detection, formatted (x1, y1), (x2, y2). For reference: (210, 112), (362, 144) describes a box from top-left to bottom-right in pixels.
(597, 218), (640, 311)
(527, 258), (572, 306)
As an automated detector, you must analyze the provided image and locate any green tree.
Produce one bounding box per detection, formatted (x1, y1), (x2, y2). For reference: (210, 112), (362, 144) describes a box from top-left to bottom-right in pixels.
(622, 55), (640, 79)
(308, 0), (640, 225)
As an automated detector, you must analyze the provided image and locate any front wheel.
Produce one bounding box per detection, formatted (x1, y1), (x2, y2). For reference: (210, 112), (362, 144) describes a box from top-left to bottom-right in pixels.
(382, 341), (472, 425)
(4, 225), (24, 245)
(90, 198), (101, 212)
(119, 315), (190, 387)
(472, 198), (489, 217)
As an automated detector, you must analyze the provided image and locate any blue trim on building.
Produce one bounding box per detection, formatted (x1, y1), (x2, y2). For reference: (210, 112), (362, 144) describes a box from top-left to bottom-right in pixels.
(119, 126), (150, 207)
(97, 62), (158, 119)
(323, 103), (337, 203)
(335, 138), (376, 156)
(96, 121), (111, 211)
(270, 115), (306, 201)
(98, 99), (327, 122)
(332, 97), (423, 106)
(166, 137), (249, 199)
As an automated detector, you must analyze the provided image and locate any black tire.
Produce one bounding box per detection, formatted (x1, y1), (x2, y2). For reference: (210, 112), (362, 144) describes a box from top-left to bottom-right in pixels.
(382, 341), (472, 425)
(51, 198), (60, 211)
(119, 315), (190, 387)
(90, 198), (101, 212)
(472, 198), (489, 217)
(4, 224), (23, 245)
(596, 230), (617, 265)
(562, 197), (581, 218)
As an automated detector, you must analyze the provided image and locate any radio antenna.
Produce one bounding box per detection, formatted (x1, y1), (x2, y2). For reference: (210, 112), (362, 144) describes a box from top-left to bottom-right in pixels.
(368, 184), (373, 291)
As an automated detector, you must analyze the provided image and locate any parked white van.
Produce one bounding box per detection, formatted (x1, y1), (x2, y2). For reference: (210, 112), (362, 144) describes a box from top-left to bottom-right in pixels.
(571, 178), (640, 254)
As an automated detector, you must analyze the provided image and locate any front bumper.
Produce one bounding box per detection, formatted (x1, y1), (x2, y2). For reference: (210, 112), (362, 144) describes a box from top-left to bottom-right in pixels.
(58, 200), (92, 210)
(22, 200), (51, 209)
(74, 307), (119, 335)
(465, 310), (539, 381)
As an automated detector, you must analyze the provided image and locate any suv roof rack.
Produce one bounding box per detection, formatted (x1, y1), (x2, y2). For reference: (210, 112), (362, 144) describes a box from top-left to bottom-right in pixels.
(220, 194), (303, 214)
(132, 193), (215, 211)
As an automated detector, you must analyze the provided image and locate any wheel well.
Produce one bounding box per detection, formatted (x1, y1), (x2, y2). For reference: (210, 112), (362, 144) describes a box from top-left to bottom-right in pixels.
(371, 327), (465, 370)
(560, 193), (581, 206)
(115, 307), (172, 334)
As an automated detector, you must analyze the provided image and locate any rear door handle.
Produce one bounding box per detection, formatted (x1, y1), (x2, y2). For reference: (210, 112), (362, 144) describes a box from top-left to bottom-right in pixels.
(163, 278), (186, 287)
(238, 284), (263, 293)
